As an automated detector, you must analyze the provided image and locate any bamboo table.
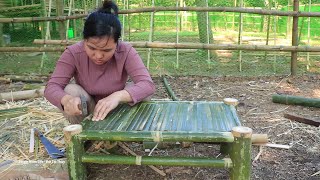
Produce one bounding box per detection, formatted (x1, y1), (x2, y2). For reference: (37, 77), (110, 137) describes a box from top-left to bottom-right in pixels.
(63, 100), (253, 180)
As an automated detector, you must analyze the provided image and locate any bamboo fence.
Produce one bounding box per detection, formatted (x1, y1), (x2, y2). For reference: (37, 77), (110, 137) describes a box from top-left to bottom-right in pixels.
(2, 6), (320, 23)
(1, 3), (319, 75)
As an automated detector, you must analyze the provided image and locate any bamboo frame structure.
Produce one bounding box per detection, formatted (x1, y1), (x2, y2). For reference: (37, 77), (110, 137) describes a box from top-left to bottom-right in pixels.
(62, 100), (264, 180)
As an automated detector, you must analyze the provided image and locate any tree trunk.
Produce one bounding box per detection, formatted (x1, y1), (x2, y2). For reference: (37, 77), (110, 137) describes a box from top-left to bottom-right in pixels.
(195, 0), (214, 58)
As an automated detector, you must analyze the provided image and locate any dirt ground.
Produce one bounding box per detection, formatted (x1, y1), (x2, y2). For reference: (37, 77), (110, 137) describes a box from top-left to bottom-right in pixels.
(1, 75), (320, 180)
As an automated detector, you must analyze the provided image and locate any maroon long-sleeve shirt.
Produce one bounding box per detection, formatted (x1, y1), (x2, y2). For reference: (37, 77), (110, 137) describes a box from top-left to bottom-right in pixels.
(44, 41), (155, 110)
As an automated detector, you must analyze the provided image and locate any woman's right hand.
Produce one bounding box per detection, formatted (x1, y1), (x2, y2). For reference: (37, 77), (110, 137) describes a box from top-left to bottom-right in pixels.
(61, 95), (82, 115)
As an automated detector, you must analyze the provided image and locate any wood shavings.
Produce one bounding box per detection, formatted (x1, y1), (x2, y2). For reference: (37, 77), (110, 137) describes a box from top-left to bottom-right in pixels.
(0, 97), (68, 161)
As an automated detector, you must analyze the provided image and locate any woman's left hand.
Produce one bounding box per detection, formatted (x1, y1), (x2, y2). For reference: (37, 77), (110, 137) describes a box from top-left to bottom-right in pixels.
(92, 93), (121, 121)
(92, 90), (132, 121)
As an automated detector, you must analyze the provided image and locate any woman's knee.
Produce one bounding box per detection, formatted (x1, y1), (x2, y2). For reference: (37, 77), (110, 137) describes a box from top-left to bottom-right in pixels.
(64, 84), (84, 96)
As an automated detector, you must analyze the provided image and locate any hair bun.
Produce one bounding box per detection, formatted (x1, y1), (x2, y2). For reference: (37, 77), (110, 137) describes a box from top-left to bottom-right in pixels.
(98, 0), (119, 16)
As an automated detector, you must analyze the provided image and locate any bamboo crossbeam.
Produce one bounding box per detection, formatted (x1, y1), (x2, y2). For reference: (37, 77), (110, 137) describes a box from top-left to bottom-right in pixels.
(18, 40), (320, 53)
(0, 4), (41, 13)
(2, 6), (320, 23)
(0, 47), (65, 52)
(78, 131), (235, 143)
(82, 154), (233, 168)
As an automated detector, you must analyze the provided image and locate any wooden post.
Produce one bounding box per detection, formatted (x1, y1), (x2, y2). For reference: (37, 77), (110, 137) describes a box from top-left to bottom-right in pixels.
(56, 0), (66, 40)
(230, 126), (252, 180)
(291, 0), (299, 76)
(63, 125), (86, 180)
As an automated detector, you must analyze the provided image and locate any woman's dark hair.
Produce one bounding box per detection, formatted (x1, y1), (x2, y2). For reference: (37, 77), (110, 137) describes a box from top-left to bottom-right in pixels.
(83, 0), (121, 42)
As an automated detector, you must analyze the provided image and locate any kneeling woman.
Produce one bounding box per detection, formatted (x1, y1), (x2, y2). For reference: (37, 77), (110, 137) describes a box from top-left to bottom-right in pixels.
(44, 0), (155, 124)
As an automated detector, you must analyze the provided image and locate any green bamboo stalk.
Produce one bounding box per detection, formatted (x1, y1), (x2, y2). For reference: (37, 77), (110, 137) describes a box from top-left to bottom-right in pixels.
(63, 125), (86, 180)
(163, 77), (179, 101)
(82, 154), (232, 168)
(230, 126), (252, 180)
(78, 131), (234, 143)
(272, 94), (320, 108)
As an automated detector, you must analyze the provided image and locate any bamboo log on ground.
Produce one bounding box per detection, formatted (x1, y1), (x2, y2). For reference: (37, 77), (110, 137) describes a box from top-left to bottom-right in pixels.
(272, 94), (320, 108)
(0, 88), (44, 102)
(163, 77), (179, 101)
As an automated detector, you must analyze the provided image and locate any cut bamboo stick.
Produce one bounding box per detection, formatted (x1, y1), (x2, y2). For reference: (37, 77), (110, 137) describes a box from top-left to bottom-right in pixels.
(0, 88), (45, 102)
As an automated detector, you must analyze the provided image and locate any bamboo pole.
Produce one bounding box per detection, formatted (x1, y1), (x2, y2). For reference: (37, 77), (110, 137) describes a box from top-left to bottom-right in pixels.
(286, 0), (292, 39)
(121, 0), (125, 41)
(238, 0), (243, 72)
(56, 0), (66, 40)
(147, 0), (155, 69)
(264, 1), (271, 62)
(272, 94), (320, 108)
(298, 5), (307, 44)
(230, 126), (252, 180)
(127, 0), (131, 41)
(232, 0), (237, 30)
(63, 125), (86, 180)
(291, 0), (299, 76)
(0, 4), (41, 13)
(0, 16), (3, 47)
(0, 46), (65, 52)
(175, 0), (179, 68)
(7, 41), (320, 52)
(65, 0), (74, 40)
(2, 6), (320, 24)
(78, 131), (235, 142)
(273, 0), (278, 73)
(306, 0), (311, 71)
(82, 154), (233, 168)
(206, 0), (210, 63)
